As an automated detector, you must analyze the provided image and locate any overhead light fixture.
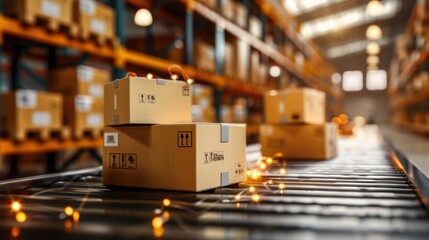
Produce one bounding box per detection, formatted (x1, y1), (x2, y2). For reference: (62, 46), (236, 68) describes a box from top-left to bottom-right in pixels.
(366, 24), (382, 40)
(367, 55), (380, 65)
(134, 8), (153, 27)
(269, 66), (281, 78)
(366, 0), (383, 17)
(366, 42), (380, 55)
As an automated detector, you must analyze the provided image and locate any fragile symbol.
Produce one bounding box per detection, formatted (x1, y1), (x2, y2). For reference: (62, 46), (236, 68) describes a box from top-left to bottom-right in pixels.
(178, 131), (192, 147)
(109, 153), (137, 170)
(126, 154), (137, 169)
(120, 154), (126, 168)
(109, 153), (119, 168)
(138, 94), (156, 103)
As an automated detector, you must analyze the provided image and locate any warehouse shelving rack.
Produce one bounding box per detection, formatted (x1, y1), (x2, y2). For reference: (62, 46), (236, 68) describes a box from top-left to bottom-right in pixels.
(0, 0), (342, 176)
(389, 0), (429, 134)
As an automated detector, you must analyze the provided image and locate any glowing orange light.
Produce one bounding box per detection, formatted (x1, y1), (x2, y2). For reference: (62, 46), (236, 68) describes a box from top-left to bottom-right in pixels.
(171, 74), (178, 80)
(11, 226), (20, 238)
(236, 202), (241, 208)
(64, 206), (74, 216)
(331, 117), (342, 125)
(163, 199), (171, 207)
(64, 219), (73, 232)
(152, 217), (164, 228)
(235, 195), (241, 200)
(260, 163), (267, 170)
(266, 157), (273, 164)
(147, 73), (154, 79)
(15, 212), (27, 223)
(280, 168), (286, 174)
(251, 194), (260, 202)
(249, 186), (255, 193)
(246, 170), (252, 176)
(72, 211), (80, 223)
(339, 113), (349, 124)
(163, 211), (170, 221)
(11, 201), (21, 212)
(153, 226), (164, 238)
(279, 183), (285, 190)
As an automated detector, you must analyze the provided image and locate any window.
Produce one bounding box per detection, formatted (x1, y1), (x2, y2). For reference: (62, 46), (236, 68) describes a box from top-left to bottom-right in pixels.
(366, 70), (387, 90)
(342, 71), (363, 91)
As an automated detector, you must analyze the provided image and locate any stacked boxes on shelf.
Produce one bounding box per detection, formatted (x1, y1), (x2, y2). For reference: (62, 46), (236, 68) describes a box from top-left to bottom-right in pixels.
(0, 90), (66, 141)
(102, 75), (247, 192)
(49, 65), (109, 138)
(260, 88), (337, 160)
(192, 84), (216, 122)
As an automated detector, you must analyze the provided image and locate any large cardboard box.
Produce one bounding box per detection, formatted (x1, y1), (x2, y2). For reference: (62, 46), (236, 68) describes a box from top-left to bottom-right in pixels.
(64, 95), (103, 138)
(259, 123), (338, 160)
(4, 0), (74, 29)
(264, 88), (326, 124)
(232, 39), (250, 81)
(1, 90), (63, 140)
(195, 41), (215, 73)
(104, 76), (192, 125)
(73, 0), (115, 41)
(103, 123), (247, 192)
(49, 65), (110, 98)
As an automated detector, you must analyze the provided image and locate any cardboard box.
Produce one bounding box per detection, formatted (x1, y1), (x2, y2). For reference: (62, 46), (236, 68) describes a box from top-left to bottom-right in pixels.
(192, 105), (216, 122)
(195, 41), (215, 73)
(1, 90), (63, 140)
(73, 0), (115, 41)
(259, 123), (337, 160)
(234, 2), (247, 28)
(64, 95), (103, 138)
(4, 0), (73, 26)
(232, 39), (250, 81)
(49, 65), (110, 98)
(264, 88), (326, 124)
(103, 123), (247, 192)
(104, 76), (192, 125)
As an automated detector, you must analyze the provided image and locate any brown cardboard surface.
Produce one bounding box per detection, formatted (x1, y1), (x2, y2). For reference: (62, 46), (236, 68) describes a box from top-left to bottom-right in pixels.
(259, 123), (338, 160)
(5, 0), (73, 24)
(104, 76), (192, 125)
(73, 0), (115, 39)
(264, 88), (326, 124)
(103, 123), (247, 192)
(64, 95), (103, 138)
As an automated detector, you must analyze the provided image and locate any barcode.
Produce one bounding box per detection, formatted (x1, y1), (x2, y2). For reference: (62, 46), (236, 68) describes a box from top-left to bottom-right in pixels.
(107, 135), (115, 143)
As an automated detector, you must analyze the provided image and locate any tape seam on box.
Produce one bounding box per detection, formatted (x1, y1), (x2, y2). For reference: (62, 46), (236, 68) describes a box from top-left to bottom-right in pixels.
(220, 124), (229, 143)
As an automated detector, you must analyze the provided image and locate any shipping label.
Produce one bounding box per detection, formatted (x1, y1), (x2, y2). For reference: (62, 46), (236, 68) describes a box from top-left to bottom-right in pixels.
(32, 111), (51, 127)
(86, 113), (102, 127)
(88, 84), (103, 97)
(138, 94), (156, 104)
(104, 132), (118, 147)
(77, 66), (94, 82)
(91, 19), (106, 34)
(109, 153), (137, 170)
(16, 90), (37, 108)
(41, 0), (60, 19)
(203, 151), (225, 164)
(79, 0), (95, 15)
(75, 95), (93, 112)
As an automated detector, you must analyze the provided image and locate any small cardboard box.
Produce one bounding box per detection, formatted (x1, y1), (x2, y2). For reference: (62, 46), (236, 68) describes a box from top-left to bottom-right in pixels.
(264, 88), (326, 124)
(234, 2), (248, 28)
(49, 65), (110, 98)
(73, 0), (115, 41)
(64, 95), (103, 138)
(103, 123), (247, 192)
(0, 90), (63, 140)
(104, 76), (192, 125)
(259, 123), (338, 160)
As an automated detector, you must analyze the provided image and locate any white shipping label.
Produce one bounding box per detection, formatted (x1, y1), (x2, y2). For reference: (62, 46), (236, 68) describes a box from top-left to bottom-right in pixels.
(91, 19), (106, 34)
(278, 101), (285, 113)
(16, 90), (37, 108)
(86, 113), (102, 127)
(77, 66), (94, 82)
(41, 0), (61, 18)
(75, 95), (93, 112)
(260, 125), (273, 136)
(79, 0), (95, 15)
(88, 84), (103, 97)
(104, 132), (118, 147)
(32, 111), (51, 126)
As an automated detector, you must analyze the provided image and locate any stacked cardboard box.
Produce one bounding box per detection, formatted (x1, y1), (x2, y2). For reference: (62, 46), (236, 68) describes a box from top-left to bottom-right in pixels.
(192, 84), (216, 122)
(49, 65), (109, 138)
(260, 88), (337, 160)
(0, 90), (65, 141)
(103, 75), (247, 192)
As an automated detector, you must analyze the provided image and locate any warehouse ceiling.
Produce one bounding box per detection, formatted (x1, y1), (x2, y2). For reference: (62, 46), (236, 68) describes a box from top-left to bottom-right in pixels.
(284, 0), (416, 74)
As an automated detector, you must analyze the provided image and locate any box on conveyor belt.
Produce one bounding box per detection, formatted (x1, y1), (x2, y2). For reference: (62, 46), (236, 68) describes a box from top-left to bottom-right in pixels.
(64, 95), (103, 138)
(72, 0), (115, 42)
(264, 88), (326, 124)
(259, 123), (338, 160)
(103, 123), (247, 192)
(49, 65), (110, 98)
(0, 90), (63, 140)
(104, 76), (192, 125)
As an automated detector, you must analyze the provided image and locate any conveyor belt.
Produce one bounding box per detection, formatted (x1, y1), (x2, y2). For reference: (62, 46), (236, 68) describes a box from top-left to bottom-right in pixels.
(0, 133), (428, 239)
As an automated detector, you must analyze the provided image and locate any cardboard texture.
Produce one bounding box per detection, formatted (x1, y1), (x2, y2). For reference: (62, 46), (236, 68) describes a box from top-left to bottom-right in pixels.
(64, 95), (103, 138)
(264, 88), (326, 124)
(72, 0), (115, 40)
(1, 90), (63, 140)
(4, 0), (73, 25)
(259, 123), (338, 160)
(49, 65), (110, 98)
(104, 76), (192, 125)
(103, 123), (247, 192)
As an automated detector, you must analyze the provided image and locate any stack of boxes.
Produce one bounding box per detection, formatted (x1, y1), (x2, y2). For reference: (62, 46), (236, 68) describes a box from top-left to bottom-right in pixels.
(260, 88), (337, 160)
(49, 65), (109, 138)
(102, 75), (247, 192)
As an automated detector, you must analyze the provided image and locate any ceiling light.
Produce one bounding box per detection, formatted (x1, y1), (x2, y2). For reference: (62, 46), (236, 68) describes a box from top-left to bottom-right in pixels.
(134, 8), (153, 27)
(366, 0), (383, 17)
(366, 42), (380, 55)
(367, 55), (380, 65)
(366, 24), (382, 40)
(269, 66), (281, 78)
